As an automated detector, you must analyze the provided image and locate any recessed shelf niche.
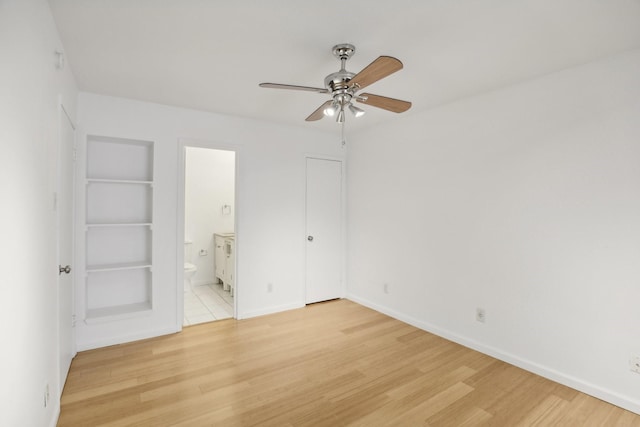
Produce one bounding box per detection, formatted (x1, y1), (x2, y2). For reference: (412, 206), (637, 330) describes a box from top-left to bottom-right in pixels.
(84, 135), (154, 322)
(87, 135), (153, 181)
(86, 181), (152, 224)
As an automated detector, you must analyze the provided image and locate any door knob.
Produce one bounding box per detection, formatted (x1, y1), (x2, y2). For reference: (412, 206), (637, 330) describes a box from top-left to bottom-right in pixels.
(59, 265), (71, 275)
(307, 235), (314, 242)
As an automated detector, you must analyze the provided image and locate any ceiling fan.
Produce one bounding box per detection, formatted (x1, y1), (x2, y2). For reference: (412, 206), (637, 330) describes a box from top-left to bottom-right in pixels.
(259, 44), (411, 123)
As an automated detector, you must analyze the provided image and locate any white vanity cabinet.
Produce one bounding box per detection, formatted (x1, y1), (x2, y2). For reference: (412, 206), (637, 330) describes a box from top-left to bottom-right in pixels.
(214, 233), (235, 295)
(214, 234), (226, 283)
(225, 239), (235, 296)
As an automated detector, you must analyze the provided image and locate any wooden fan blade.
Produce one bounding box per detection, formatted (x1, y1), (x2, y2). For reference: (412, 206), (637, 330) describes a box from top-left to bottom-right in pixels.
(306, 100), (333, 121)
(349, 56), (403, 90)
(259, 83), (328, 94)
(357, 93), (412, 113)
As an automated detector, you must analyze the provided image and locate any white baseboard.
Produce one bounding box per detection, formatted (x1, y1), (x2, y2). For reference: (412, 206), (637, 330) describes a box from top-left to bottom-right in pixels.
(237, 302), (305, 320)
(76, 325), (180, 351)
(346, 293), (640, 415)
(49, 404), (60, 427)
(192, 278), (215, 287)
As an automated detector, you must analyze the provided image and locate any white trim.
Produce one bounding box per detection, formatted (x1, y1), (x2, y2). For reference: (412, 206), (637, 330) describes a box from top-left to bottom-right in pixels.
(56, 98), (78, 409)
(176, 141), (186, 329)
(49, 405), (60, 427)
(346, 293), (640, 415)
(238, 302), (305, 320)
(303, 155), (347, 304)
(75, 325), (179, 352)
(176, 138), (240, 330)
(304, 153), (345, 163)
(191, 279), (216, 288)
(60, 103), (76, 131)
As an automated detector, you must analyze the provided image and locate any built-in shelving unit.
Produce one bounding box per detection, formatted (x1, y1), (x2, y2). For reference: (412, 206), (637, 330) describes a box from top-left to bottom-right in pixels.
(84, 136), (154, 322)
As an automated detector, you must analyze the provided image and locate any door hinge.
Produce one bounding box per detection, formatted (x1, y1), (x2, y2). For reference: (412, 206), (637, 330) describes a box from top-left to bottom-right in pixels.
(71, 314), (76, 327)
(72, 148), (77, 162)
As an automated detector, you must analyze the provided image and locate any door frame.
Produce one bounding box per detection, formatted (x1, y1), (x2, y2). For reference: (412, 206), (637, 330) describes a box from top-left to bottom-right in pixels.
(304, 154), (347, 304)
(57, 100), (77, 393)
(176, 138), (240, 329)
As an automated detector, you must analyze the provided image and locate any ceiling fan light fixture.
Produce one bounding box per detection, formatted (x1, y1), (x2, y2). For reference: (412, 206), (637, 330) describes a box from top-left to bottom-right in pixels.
(349, 104), (366, 118)
(323, 106), (336, 117)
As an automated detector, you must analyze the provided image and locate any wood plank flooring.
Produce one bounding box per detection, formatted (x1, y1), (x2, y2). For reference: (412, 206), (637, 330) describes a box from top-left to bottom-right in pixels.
(59, 300), (640, 426)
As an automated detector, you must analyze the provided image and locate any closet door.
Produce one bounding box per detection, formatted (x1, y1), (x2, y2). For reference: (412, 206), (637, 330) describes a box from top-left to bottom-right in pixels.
(305, 157), (343, 304)
(57, 107), (75, 392)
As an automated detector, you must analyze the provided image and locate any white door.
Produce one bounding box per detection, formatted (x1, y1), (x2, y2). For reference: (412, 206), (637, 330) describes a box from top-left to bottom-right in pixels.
(305, 158), (343, 303)
(58, 107), (76, 392)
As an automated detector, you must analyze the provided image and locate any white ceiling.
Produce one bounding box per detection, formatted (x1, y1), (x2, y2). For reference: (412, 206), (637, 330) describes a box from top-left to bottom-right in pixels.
(49, 0), (640, 132)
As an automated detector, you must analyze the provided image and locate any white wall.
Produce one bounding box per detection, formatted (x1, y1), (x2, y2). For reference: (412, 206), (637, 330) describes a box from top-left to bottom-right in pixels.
(75, 93), (344, 350)
(346, 49), (640, 414)
(185, 147), (235, 285)
(0, 1), (78, 426)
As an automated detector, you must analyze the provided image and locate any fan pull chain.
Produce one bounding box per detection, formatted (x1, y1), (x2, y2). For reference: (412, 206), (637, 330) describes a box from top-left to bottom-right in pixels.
(341, 120), (346, 146)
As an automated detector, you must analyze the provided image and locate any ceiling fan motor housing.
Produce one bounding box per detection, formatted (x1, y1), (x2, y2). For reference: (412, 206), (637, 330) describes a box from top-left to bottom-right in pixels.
(324, 70), (356, 106)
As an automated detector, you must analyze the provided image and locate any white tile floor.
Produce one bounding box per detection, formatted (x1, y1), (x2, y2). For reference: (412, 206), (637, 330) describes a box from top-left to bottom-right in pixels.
(183, 282), (234, 326)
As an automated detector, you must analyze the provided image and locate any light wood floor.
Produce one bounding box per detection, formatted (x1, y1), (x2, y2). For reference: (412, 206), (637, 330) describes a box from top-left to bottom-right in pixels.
(59, 299), (640, 426)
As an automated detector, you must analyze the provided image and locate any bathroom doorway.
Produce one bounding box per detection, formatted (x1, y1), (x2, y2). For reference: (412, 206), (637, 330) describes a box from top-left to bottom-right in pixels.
(178, 144), (236, 327)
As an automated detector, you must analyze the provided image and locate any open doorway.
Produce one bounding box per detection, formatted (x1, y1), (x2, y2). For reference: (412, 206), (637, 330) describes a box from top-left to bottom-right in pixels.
(180, 146), (236, 326)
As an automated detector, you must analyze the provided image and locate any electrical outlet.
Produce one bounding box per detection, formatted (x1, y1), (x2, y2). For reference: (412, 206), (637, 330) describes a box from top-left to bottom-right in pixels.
(383, 283), (389, 294)
(267, 283), (273, 293)
(199, 249), (208, 256)
(630, 355), (640, 374)
(476, 308), (486, 323)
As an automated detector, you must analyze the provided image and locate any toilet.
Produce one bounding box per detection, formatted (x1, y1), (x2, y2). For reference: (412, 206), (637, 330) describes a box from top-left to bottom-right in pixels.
(184, 241), (198, 293)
